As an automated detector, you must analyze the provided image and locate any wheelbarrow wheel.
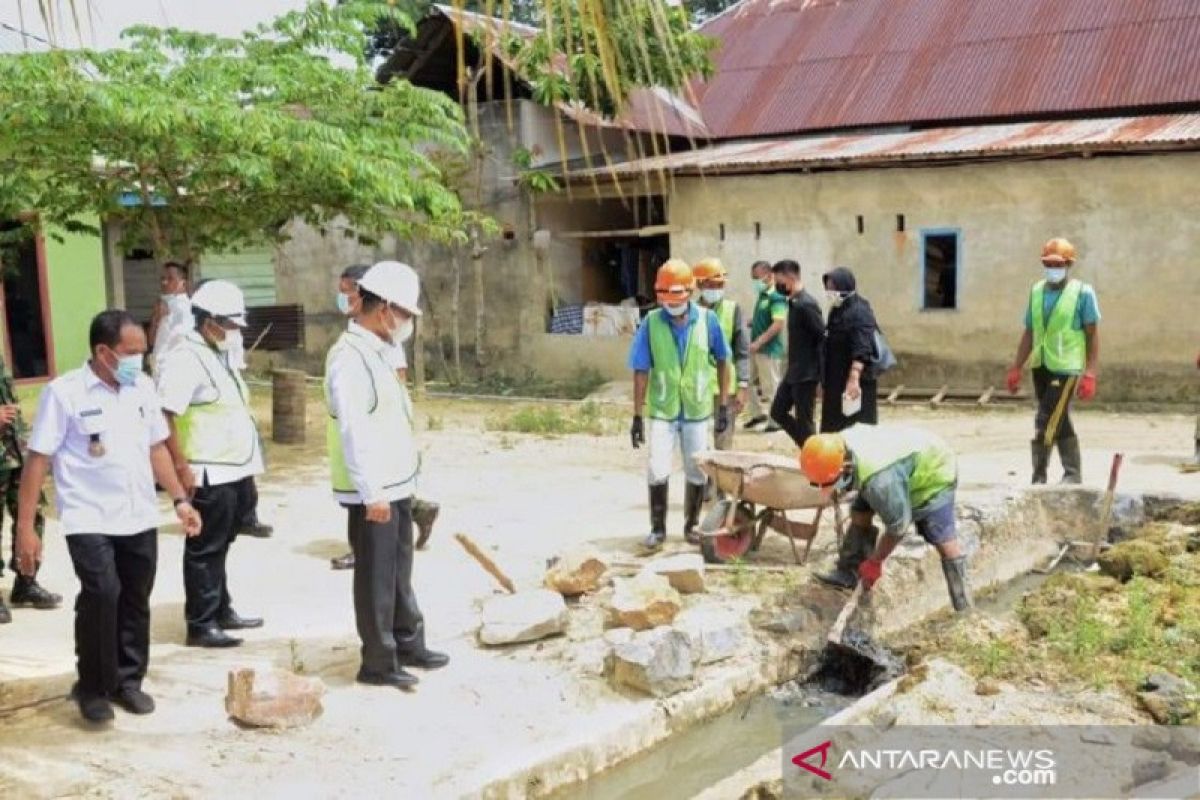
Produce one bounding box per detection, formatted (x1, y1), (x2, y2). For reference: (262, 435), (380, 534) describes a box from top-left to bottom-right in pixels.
(699, 499), (756, 564)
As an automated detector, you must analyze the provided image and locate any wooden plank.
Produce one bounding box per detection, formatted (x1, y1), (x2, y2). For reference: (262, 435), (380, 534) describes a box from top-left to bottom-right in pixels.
(978, 386), (995, 405)
(928, 384), (950, 406)
(885, 384), (905, 404)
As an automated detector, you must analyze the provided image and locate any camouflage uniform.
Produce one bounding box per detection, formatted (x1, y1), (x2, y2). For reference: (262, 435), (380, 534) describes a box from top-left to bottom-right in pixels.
(0, 358), (45, 577)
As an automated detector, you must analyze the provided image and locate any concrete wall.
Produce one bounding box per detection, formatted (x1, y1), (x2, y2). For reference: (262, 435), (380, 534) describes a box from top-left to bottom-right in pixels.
(44, 226), (107, 376)
(668, 153), (1200, 402)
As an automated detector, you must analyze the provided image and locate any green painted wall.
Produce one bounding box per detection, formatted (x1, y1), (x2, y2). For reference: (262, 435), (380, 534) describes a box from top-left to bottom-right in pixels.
(43, 227), (107, 375)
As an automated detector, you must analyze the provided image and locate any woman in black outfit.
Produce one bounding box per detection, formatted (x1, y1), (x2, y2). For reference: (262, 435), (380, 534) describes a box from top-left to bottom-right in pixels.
(820, 267), (879, 432)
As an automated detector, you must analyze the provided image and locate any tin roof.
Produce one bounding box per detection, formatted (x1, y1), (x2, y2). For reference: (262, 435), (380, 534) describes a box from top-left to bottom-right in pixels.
(571, 113), (1200, 178)
(695, 0), (1200, 138)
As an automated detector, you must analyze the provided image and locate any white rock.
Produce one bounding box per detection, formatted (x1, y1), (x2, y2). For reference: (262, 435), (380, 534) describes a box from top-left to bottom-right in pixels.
(478, 589), (568, 646)
(611, 628), (696, 697)
(225, 668), (325, 729)
(608, 573), (682, 630)
(641, 553), (707, 594)
(674, 607), (748, 665)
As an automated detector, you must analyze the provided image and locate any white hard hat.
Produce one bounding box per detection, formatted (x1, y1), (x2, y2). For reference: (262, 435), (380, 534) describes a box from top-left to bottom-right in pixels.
(358, 261), (422, 317)
(191, 280), (248, 327)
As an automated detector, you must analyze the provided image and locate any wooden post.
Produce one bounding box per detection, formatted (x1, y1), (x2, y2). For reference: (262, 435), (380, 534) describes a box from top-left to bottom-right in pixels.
(271, 369), (307, 444)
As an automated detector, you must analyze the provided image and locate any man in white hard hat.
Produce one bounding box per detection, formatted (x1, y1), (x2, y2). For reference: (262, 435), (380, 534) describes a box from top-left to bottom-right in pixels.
(325, 261), (447, 689)
(157, 280), (266, 648)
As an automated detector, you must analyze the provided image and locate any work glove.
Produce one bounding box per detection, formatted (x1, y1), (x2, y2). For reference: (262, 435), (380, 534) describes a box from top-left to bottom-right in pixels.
(714, 404), (730, 435)
(858, 557), (884, 590)
(1005, 366), (1022, 395)
(1077, 372), (1097, 401)
(630, 415), (645, 449)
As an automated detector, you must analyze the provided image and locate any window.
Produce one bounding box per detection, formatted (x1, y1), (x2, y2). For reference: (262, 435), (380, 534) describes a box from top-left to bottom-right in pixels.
(921, 230), (960, 310)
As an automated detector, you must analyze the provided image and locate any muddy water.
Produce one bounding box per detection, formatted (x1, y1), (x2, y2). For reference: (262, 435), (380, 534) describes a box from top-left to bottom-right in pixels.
(548, 695), (825, 800)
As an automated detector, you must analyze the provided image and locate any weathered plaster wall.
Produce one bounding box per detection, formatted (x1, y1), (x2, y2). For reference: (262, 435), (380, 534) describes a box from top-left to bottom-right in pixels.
(667, 153), (1200, 401)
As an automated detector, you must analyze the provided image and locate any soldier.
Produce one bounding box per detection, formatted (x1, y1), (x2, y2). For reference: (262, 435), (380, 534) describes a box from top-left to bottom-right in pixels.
(0, 354), (60, 623)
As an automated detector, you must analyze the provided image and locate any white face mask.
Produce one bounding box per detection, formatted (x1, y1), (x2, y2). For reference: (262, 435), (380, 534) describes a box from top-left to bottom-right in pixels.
(388, 309), (414, 343)
(701, 288), (724, 304)
(664, 302), (689, 317)
(825, 290), (853, 307)
(1044, 267), (1067, 284)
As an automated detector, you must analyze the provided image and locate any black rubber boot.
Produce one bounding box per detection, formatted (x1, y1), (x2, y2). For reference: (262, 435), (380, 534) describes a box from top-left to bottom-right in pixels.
(1031, 439), (1050, 485)
(10, 574), (62, 609)
(815, 524), (879, 589)
(412, 498), (440, 549)
(683, 482), (705, 545)
(642, 483), (669, 552)
(941, 555), (973, 612)
(1057, 436), (1082, 485)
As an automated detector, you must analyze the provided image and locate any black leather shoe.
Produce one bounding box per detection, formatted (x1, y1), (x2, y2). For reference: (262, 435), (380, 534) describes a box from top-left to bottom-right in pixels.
(73, 689), (114, 723)
(238, 521), (274, 538)
(113, 687), (155, 715)
(10, 576), (62, 609)
(186, 627), (243, 648)
(398, 649), (449, 670)
(217, 610), (264, 630)
(330, 552), (355, 570)
(356, 668), (418, 689)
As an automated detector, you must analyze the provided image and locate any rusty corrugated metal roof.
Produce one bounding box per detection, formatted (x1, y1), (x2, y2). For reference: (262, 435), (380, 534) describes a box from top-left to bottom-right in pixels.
(571, 113), (1200, 178)
(695, 0), (1200, 138)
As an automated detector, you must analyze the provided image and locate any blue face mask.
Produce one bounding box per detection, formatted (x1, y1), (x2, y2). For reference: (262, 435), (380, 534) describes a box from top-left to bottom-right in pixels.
(701, 288), (725, 304)
(664, 301), (689, 317)
(752, 279), (767, 294)
(114, 354), (143, 386)
(336, 292), (352, 315)
(1043, 267), (1067, 284)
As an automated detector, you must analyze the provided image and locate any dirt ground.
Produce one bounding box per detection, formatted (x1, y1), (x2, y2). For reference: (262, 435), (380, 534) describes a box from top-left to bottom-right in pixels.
(0, 387), (1197, 798)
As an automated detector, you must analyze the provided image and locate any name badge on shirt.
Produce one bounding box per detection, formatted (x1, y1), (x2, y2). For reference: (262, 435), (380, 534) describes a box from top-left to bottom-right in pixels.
(79, 408), (107, 457)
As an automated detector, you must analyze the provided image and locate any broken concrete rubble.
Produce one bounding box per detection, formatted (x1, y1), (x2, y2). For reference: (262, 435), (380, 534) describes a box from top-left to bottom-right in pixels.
(611, 628), (695, 697)
(478, 589), (568, 646)
(607, 573), (682, 631)
(225, 668), (325, 730)
(640, 553), (706, 594)
(544, 549), (609, 596)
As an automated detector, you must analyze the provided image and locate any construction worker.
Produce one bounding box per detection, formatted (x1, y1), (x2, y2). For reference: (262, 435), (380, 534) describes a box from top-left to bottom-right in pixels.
(325, 261), (447, 689)
(802, 426), (971, 613)
(15, 310), (201, 722)
(1006, 238), (1100, 484)
(329, 264), (440, 572)
(158, 280), (265, 648)
(629, 259), (730, 551)
(744, 260), (787, 433)
(0, 353), (61, 623)
(692, 257), (750, 452)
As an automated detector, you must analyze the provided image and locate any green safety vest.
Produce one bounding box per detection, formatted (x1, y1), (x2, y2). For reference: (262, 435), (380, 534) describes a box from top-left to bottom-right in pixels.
(324, 329), (419, 496)
(842, 424), (956, 511)
(705, 299), (736, 393)
(646, 307), (714, 422)
(174, 338), (259, 467)
(1029, 279), (1086, 374)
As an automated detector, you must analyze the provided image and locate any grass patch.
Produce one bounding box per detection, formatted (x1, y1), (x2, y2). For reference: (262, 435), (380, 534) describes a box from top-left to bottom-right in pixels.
(444, 367), (607, 400)
(486, 402), (607, 436)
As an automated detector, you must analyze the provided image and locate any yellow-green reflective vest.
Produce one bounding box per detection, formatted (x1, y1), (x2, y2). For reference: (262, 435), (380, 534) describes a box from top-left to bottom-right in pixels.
(646, 307), (714, 422)
(1029, 279), (1086, 374)
(324, 330), (419, 496)
(705, 299), (736, 392)
(174, 338), (258, 467)
(842, 424), (957, 511)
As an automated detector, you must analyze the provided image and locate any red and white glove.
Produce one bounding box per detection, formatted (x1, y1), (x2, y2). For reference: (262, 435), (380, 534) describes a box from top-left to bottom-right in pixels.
(858, 558), (884, 590)
(1005, 366), (1022, 395)
(1077, 372), (1097, 401)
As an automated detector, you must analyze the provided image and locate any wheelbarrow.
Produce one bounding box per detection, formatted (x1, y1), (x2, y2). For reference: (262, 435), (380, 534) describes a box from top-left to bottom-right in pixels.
(694, 450), (848, 565)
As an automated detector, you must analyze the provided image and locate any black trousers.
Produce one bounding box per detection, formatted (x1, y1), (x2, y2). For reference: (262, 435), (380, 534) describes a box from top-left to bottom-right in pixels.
(185, 476), (254, 633)
(238, 477), (260, 528)
(820, 378), (878, 433)
(347, 498), (425, 674)
(770, 379), (818, 447)
(65, 530), (157, 698)
(1033, 367), (1078, 446)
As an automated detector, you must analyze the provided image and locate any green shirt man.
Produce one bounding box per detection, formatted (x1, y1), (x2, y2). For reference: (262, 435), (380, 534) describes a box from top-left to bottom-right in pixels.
(745, 260), (788, 427)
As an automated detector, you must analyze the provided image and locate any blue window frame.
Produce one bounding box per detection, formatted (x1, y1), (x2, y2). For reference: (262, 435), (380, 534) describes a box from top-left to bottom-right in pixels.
(919, 228), (961, 311)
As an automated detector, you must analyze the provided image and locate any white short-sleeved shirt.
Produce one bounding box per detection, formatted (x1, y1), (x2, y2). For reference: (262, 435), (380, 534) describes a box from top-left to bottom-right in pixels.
(157, 332), (264, 486)
(29, 363), (170, 536)
(153, 294), (192, 373)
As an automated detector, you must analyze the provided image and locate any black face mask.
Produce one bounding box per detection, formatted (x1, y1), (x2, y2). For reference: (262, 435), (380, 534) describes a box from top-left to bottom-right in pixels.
(775, 282), (791, 296)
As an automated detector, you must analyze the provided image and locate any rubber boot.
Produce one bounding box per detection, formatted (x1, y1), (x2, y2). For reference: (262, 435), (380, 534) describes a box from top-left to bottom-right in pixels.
(10, 573), (62, 609)
(815, 524), (879, 589)
(1057, 436), (1082, 485)
(941, 555), (973, 612)
(642, 483), (669, 552)
(683, 482), (705, 545)
(1031, 439), (1050, 485)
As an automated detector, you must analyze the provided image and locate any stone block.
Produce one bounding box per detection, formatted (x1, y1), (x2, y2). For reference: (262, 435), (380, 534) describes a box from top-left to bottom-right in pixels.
(478, 589), (568, 646)
(225, 668), (325, 729)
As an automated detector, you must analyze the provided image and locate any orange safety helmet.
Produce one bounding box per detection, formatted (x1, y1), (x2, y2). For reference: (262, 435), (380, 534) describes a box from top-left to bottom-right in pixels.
(691, 257), (727, 286)
(655, 259), (694, 304)
(799, 433), (848, 487)
(1040, 238), (1077, 265)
